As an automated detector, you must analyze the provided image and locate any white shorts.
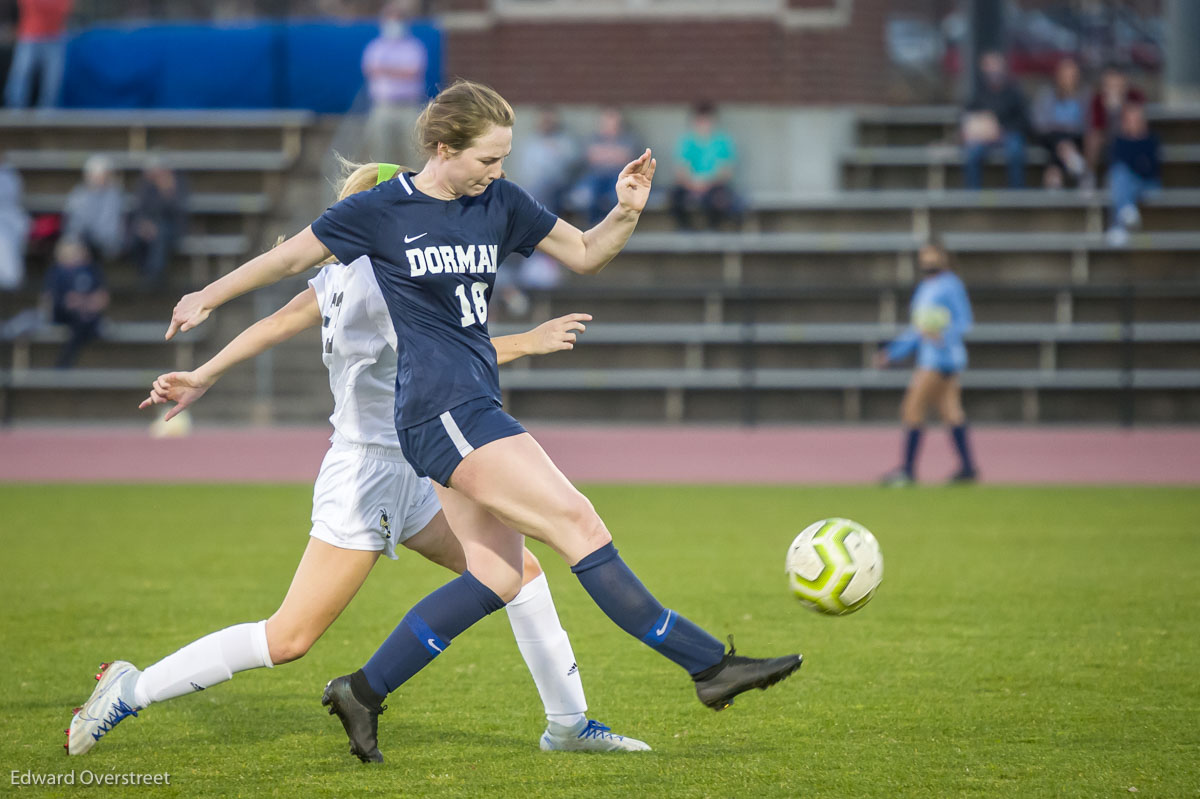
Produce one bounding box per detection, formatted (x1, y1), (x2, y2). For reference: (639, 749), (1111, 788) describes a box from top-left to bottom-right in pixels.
(310, 436), (442, 560)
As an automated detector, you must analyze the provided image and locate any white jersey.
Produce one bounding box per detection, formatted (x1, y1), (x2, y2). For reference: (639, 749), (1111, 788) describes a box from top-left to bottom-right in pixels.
(307, 256), (401, 450)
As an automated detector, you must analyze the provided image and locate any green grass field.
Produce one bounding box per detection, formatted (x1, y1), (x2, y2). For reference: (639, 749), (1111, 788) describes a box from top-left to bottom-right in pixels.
(2, 484), (1198, 798)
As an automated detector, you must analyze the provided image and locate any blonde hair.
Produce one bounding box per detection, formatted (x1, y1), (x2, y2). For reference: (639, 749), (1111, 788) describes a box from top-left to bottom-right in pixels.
(416, 78), (515, 157)
(332, 154), (413, 201)
(308, 156), (414, 264)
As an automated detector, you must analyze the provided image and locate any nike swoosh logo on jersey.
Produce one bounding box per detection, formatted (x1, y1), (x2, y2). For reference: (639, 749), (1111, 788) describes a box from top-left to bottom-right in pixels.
(656, 611), (673, 636)
(404, 232), (428, 243)
(427, 638), (443, 653)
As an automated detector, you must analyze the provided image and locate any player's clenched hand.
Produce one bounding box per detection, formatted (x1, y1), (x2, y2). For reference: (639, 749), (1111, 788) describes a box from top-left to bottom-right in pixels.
(166, 291), (211, 340)
(528, 313), (592, 355)
(138, 371), (212, 421)
(616, 149), (656, 214)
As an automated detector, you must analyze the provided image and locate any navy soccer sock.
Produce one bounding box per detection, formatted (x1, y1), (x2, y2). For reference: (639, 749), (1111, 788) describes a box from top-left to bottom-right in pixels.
(361, 571), (506, 697)
(902, 427), (923, 477)
(950, 424), (976, 475)
(571, 542), (725, 676)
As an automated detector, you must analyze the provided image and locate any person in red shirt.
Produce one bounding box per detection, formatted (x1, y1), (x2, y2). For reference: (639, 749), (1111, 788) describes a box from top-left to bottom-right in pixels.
(4, 0), (73, 109)
(1085, 64), (1146, 179)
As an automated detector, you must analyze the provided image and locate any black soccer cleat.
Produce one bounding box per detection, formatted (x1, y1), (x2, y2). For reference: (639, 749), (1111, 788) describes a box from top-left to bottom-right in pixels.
(321, 675), (385, 763)
(692, 638), (803, 711)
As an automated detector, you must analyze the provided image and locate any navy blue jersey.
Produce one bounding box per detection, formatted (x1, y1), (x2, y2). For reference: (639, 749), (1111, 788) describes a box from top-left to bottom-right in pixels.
(311, 172), (557, 428)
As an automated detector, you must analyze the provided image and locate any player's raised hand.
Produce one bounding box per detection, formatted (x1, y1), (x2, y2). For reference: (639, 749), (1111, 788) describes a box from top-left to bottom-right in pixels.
(166, 291), (211, 340)
(616, 149), (656, 214)
(138, 371), (212, 421)
(528, 313), (592, 355)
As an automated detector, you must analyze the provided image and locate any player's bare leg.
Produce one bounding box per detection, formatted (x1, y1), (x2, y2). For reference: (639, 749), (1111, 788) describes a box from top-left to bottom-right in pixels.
(936, 376), (978, 483)
(882, 368), (942, 485)
(448, 433), (801, 712)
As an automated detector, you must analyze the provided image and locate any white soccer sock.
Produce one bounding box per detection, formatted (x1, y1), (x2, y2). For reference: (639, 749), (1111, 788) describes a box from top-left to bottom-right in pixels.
(505, 573), (587, 726)
(133, 620), (273, 708)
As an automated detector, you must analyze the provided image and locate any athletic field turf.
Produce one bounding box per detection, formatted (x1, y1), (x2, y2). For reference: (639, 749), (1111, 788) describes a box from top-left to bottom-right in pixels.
(2, 484), (1197, 798)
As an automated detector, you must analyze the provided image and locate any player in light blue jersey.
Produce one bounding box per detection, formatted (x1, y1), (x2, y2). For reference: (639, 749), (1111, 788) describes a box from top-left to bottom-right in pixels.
(166, 79), (801, 763)
(876, 239), (978, 484)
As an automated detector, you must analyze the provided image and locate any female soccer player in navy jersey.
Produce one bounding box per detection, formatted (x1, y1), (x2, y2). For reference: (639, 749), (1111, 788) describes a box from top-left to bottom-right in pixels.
(876, 239), (978, 484)
(66, 162), (647, 756)
(167, 80), (801, 762)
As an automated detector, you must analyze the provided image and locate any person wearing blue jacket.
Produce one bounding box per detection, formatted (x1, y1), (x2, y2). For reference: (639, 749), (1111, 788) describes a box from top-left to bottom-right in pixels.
(876, 240), (978, 484)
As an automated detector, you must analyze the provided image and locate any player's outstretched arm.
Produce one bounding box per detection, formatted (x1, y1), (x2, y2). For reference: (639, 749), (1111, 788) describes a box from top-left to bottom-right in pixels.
(166, 226), (330, 340)
(491, 313), (592, 365)
(142, 288), (322, 419)
(535, 149), (655, 276)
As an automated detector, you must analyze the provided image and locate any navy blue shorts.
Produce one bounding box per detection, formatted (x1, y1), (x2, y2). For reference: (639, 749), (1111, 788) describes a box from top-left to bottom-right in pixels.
(398, 397), (526, 486)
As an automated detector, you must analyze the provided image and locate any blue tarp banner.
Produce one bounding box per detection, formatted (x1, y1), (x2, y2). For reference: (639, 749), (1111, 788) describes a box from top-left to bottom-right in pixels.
(60, 20), (443, 112)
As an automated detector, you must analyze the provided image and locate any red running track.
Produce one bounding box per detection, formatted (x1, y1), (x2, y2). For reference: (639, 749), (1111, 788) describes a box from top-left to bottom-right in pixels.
(1, 425), (1197, 484)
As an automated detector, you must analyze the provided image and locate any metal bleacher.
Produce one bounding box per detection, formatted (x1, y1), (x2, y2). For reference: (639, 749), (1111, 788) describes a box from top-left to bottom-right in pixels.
(0, 109), (330, 423)
(2, 105), (1198, 425)
(488, 105), (1200, 425)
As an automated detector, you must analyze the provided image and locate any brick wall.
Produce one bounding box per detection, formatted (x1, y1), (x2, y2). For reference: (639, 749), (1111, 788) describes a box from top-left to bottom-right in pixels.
(440, 2), (891, 105)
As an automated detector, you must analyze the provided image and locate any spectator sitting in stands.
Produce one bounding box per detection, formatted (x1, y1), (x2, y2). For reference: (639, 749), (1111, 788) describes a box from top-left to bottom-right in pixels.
(42, 235), (108, 368)
(0, 151), (32, 290)
(670, 101), (741, 230)
(129, 157), (188, 288)
(573, 106), (640, 225)
(361, 0), (427, 166)
(4, 0), (73, 109)
(1086, 64), (1146, 182)
(1105, 102), (1160, 247)
(961, 51), (1030, 189)
(63, 155), (124, 261)
(1033, 57), (1088, 189)
(497, 107), (579, 315)
(514, 106), (578, 216)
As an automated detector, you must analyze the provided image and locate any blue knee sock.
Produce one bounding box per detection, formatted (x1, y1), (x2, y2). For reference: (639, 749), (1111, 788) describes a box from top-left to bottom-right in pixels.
(571, 542), (725, 676)
(951, 424), (976, 474)
(361, 571), (506, 697)
(903, 427), (923, 477)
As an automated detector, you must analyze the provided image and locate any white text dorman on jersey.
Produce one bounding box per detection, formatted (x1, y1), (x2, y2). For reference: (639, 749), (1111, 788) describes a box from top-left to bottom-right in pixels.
(406, 244), (500, 277)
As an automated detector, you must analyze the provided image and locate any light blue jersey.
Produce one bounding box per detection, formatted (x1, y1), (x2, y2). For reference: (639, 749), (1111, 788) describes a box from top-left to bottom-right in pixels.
(885, 270), (973, 373)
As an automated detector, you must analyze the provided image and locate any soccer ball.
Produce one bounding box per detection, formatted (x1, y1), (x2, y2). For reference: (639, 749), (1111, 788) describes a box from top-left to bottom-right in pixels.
(913, 304), (951, 335)
(786, 518), (883, 615)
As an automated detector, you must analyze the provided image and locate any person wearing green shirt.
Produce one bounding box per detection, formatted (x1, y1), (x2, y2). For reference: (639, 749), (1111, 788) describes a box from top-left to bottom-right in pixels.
(671, 101), (741, 230)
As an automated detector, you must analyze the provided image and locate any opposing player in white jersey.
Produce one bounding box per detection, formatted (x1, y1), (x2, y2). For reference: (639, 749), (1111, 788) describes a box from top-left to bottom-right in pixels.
(66, 162), (648, 758)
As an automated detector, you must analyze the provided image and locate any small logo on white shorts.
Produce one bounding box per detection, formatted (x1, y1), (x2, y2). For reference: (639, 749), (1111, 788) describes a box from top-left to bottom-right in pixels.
(379, 509), (391, 540)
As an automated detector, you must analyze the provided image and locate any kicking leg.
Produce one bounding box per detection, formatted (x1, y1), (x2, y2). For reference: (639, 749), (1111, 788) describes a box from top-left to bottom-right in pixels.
(410, 488), (648, 750)
(448, 433), (801, 711)
(67, 538), (378, 755)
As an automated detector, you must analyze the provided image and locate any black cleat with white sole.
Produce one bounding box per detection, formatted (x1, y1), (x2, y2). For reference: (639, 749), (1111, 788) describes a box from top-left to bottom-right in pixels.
(321, 673), (385, 763)
(692, 638), (802, 711)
